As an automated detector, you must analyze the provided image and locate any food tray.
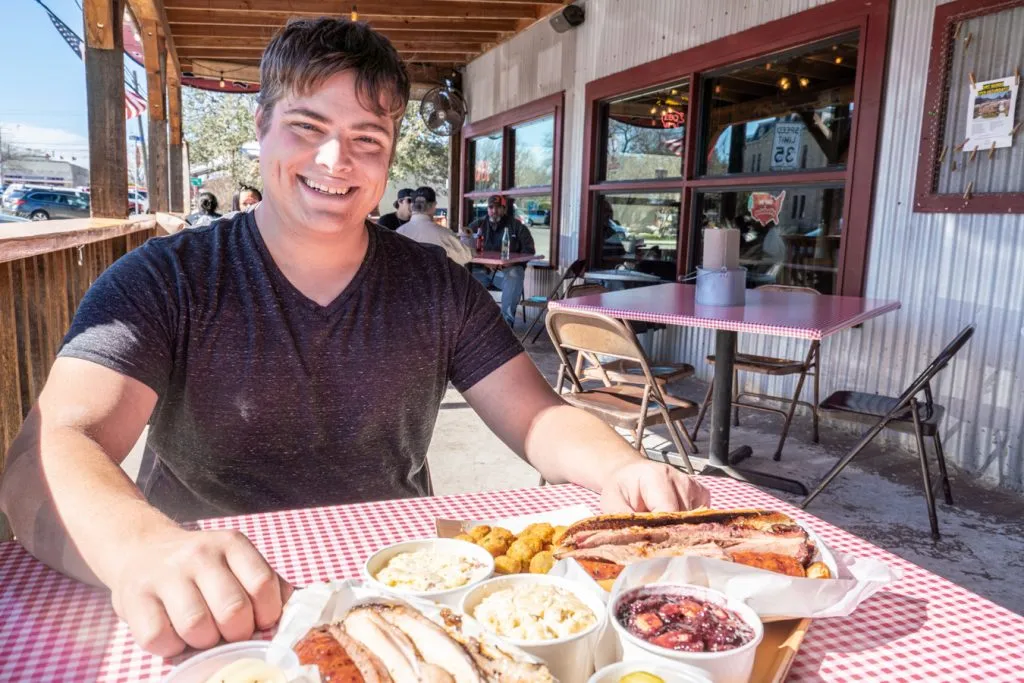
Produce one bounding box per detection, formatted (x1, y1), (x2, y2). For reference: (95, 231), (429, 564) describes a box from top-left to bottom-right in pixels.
(752, 618), (812, 683)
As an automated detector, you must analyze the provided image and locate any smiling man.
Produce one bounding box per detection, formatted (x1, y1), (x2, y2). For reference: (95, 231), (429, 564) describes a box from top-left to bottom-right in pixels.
(0, 19), (708, 658)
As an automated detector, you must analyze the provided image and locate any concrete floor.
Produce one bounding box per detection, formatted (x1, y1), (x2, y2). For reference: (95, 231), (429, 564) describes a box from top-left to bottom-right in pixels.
(121, 323), (1024, 617)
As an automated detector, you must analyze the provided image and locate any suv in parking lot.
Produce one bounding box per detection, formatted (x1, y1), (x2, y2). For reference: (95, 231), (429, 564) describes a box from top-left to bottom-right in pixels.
(12, 189), (90, 220)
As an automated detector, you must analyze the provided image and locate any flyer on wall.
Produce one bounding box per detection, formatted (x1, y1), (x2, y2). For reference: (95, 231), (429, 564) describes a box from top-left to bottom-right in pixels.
(964, 76), (1019, 151)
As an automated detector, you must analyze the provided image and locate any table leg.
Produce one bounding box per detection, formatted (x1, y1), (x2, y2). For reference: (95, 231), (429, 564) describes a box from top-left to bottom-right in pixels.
(702, 330), (809, 495)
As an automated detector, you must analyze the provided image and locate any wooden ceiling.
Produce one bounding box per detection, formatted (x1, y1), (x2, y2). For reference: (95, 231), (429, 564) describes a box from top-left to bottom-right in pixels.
(167, 1), (571, 87)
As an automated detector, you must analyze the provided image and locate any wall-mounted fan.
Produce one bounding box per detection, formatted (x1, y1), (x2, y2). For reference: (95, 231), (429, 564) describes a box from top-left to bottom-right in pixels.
(420, 78), (467, 136)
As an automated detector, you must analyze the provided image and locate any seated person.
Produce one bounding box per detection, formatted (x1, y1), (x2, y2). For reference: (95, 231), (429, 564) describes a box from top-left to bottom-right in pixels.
(231, 185), (263, 212)
(376, 187), (413, 230)
(467, 195), (535, 326)
(0, 18), (707, 660)
(397, 186), (472, 265)
(185, 191), (222, 227)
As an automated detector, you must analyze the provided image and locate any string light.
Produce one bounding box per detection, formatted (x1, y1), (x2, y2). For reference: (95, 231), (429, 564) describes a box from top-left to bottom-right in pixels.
(219, 72), (226, 88)
(765, 62), (773, 70)
(799, 77), (810, 88)
(714, 85), (722, 94)
(351, 4), (358, 20)
(834, 56), (843, 64)
(650, 106), (657, 114)
(778, 76), (791, 91)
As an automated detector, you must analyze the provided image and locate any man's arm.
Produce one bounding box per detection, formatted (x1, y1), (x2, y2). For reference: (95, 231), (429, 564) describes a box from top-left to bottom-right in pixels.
(462, 353), (708, 512)
(0, 358), (289, 656)
(516, 221), (536, 255)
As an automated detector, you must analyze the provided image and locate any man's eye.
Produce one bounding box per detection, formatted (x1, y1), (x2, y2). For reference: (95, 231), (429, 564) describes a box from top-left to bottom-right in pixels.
(357, 136), (383, 146)
(293, 122), (320, 132)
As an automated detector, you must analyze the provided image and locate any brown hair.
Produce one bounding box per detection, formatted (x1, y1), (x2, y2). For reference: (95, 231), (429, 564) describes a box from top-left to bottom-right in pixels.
(258, 18), (410, 140)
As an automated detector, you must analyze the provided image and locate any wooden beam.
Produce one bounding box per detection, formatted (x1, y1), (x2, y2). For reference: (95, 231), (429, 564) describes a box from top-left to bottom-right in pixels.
(168, 77), (185, 213)
(163, 0), (551, 20)
(84, 0), (128, 219)
(169, 13), (515, 33)
(127, 0), (181, 84)
(142, 20), (170, 212)
(174, 33), (495, 47)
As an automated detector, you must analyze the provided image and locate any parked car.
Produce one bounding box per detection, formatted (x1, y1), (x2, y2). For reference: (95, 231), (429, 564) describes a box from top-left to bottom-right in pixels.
(128, 189), (149, 214)
(13, 190), (90, 220)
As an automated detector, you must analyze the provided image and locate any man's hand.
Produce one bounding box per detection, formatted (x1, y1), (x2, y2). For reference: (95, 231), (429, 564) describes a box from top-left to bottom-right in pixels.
(601, 460), (710, 513)
(109, 528), (292, 657)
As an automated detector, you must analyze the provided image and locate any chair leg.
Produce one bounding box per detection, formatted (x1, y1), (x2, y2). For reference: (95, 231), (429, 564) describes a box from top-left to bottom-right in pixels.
(676, 419), (699, 455)
(812, 348), (821, 444)
(911, 401), (941, 541)
(530, 313), (548, 343)
(732, 369), (740, 426)
(660, 412), (695, 474)
(802, 419), (889, 509)
(520, 306), (543, 343)
(773, 345), (816, 461)
(692, 381), (714, 438)
(932, 433), (954, 505)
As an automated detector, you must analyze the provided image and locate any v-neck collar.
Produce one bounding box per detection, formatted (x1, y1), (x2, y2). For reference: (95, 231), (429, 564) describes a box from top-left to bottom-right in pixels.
(245, 211), (378, 317)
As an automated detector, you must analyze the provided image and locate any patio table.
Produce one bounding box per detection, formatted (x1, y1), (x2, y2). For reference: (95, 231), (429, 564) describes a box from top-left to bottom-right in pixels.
(1, 480), (1021, 681)
(469, 251), (544, 268)
(549, 283), (900, 494)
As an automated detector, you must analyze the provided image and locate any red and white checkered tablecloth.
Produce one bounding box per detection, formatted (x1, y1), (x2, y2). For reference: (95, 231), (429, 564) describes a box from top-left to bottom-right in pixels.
(2, 480), (1023, 681)
(549, 283), (901, 341)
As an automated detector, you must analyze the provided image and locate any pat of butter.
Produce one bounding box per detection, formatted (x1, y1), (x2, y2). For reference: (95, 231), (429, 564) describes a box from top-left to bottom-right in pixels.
(204, 657), (287, 683)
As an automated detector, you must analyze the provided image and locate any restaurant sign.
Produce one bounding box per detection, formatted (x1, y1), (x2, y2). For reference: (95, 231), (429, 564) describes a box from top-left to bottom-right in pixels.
(660, 110), (685, 128)
(748, 191), (786, 227)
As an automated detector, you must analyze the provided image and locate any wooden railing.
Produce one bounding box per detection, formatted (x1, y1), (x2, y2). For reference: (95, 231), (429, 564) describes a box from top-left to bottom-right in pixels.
(0, 215), (184, 539)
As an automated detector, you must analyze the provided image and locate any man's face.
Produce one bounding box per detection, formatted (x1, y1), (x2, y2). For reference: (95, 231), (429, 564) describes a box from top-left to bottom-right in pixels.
(396, 196), (412, 219)
(239, 190), (260, 210)
(255, 70), (395, 234)
(487, 203), (506, 221)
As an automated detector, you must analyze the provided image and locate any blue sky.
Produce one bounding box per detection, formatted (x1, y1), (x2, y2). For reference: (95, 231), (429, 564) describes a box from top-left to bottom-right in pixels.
(0, 0), (147, 166)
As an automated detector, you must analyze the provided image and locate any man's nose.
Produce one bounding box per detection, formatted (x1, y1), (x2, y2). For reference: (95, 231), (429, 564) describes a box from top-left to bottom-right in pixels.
(314, 138), (353, 175)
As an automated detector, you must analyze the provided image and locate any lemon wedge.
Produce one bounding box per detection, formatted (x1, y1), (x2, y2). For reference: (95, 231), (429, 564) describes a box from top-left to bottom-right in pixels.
(204, 657), (288, 683)
(619, 672), (665, 683)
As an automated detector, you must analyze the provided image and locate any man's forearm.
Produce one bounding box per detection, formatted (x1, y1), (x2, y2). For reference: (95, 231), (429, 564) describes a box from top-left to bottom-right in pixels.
(0, 416), (180, 587)
(523, 403), (643, 490)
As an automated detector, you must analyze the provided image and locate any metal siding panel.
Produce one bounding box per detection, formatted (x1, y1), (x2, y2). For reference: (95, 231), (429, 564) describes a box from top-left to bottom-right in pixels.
(464, 0), (1024, 489)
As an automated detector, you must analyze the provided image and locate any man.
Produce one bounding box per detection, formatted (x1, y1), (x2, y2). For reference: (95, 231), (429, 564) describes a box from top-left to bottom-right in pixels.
(375, 186), (413, 230)
(468, 195), (535, 326)
(0, 19), (707, 658)
(397, 186), (472, 265)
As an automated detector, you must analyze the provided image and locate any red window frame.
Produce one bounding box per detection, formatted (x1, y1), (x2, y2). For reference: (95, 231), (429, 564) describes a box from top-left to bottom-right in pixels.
(913, 0), (1024, 214)
(577, 0), (891, 296)
(459, 92), (565, 266)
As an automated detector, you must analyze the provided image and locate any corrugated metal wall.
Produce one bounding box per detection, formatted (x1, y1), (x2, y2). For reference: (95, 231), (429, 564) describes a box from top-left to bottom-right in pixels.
(464, 0), (1024, 490)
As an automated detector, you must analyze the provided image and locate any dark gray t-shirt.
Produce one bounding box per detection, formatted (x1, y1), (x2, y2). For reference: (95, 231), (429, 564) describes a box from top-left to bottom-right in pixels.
(59, 212), (523, 522)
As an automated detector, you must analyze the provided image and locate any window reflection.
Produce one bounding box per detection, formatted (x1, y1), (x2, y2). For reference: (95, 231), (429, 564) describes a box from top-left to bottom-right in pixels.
(602, 81), (688, 182)
(470, 133), (502, 191)
(701, 33), (858, 175)
(695, 186), (844, 293)
(595, 191), (680, 279)
(512, 117), (554, 187)
(511, 194), (552, 258)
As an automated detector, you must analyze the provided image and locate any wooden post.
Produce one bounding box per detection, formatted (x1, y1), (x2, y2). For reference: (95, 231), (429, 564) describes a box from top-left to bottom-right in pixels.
(448, 132), (462, 231)
(83, 0), (128, 218)
(168, 76), (185, 213)
(143, 20), (169, 213)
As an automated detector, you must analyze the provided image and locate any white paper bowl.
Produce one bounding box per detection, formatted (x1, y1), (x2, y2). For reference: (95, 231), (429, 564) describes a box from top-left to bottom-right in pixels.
(460, 574), (607, 683)
(587, 660), (713, 683)
(610, 584), (763, 683)
(363, 537), (495, 607)
(161, 640), (299, 683)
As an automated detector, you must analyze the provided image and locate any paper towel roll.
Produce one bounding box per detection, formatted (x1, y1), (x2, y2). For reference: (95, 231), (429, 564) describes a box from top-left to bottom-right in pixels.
(703, 228), (740, 270)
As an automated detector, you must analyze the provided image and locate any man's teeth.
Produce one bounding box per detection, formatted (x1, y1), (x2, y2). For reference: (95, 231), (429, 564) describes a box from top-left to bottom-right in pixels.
(302, 177), (351, 195)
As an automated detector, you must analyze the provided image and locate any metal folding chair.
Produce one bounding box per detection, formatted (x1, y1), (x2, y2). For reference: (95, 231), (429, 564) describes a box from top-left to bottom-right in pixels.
(546, 308), (698, 474)
(518, 259), (587, 343)
(692, 285), (821, 461)
(801, 325), (974, 540)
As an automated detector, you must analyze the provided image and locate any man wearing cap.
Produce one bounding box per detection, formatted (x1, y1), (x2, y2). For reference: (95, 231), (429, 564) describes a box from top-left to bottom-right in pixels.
(468, 195), (535, 326)
(398, 186), (472, 265)
(376, 187), (414, 230)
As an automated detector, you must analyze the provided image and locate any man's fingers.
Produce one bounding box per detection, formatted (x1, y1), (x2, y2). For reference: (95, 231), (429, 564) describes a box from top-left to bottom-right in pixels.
(160, 578), (222, 650)
(679, 476), (712, 509)
(193, 558), (256, 643)
(224, 535), (284, 632)
(642, 469), (685, 512)
(120, 591), (187, 658)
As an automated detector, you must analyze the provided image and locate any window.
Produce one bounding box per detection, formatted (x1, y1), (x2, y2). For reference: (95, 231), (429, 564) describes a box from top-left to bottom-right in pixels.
(602, 81), (688, 182)
(578, 0), (889, 294)
(460, 93), (565, 264)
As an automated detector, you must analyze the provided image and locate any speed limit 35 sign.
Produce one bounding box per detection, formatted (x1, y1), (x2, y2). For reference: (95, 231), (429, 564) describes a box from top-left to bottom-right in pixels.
(771, 122), (803, 170)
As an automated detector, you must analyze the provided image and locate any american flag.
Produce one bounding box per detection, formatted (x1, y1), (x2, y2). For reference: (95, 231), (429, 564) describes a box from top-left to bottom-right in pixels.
(39, 0), (148, 120)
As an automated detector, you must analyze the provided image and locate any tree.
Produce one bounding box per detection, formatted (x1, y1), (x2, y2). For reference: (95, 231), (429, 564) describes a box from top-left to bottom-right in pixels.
(182, 89), (261, 192)
(389, 103), (450, 193)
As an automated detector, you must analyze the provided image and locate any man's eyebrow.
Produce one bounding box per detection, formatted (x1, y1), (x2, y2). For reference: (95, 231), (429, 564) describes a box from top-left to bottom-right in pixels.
(283, 107), (331, 123)
(353, 121), (393, 136)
